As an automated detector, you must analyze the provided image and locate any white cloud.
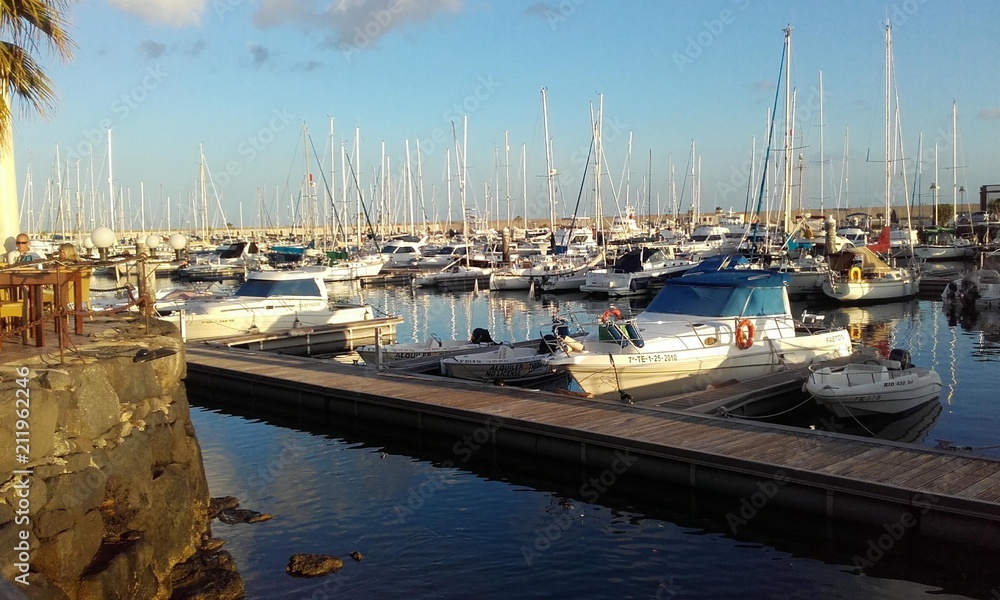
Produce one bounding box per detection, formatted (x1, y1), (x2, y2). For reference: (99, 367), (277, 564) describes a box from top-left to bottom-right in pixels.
(108, 0), (208, 27)
(978, 107), (1000, 120)
(254, 0), (463, 46)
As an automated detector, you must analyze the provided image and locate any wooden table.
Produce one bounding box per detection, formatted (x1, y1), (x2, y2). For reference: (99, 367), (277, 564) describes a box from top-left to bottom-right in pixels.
(0, 266), (84, 347)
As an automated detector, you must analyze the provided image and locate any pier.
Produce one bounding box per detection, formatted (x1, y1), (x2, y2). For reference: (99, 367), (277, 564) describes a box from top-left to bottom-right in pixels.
(185, 343), (1000, 549)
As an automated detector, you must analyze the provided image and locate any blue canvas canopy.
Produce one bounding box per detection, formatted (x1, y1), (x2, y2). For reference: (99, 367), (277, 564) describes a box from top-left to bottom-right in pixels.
(645, 270), (789, 318)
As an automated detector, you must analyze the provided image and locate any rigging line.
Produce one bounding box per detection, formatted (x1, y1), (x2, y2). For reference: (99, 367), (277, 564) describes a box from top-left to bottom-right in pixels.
(306, 132), (345, 239)
(751, 31), (788, 257)
(565, 133), (595, 244)
(343, 150), (377, 241)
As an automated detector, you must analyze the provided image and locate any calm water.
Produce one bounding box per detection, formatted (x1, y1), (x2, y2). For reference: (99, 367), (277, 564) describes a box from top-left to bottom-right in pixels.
(188, 277), (1000, 599)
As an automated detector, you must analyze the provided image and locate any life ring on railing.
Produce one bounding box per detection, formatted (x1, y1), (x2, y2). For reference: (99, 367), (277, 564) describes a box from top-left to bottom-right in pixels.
(735, 319), (755, 350)
(601, 307), (622, 323)
(849, 266), (863, 282)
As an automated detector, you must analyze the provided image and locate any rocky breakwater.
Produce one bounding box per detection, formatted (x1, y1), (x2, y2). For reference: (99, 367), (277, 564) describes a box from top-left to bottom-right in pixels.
(0, 320), (242, 599)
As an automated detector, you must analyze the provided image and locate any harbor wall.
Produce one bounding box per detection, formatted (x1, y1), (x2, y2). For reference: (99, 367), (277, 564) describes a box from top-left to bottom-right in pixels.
(0, 325), (222, 599)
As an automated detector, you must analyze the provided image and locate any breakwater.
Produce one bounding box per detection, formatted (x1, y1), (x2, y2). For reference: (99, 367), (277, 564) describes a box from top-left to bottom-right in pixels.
(0, 320), (240, 598)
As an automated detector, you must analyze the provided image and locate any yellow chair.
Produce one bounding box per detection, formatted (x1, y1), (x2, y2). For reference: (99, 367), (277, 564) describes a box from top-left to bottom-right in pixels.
(0, 287), (28, 344)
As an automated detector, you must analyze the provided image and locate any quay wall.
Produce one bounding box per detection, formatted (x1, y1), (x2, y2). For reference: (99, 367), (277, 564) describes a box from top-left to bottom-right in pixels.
(0, 324), (221, 599)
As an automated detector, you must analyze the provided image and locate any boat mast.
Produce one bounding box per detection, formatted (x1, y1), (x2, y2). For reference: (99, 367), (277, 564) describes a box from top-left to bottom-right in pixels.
(107, 128), (115, 231)
(782, 24), (793, 236)
(884, 22), (892, 223)
(504, 130), (511, 230)
(818, 70), (825, 214)
(952, 101), (958, 221)
(933, 142), (939, 227)
(541, 87), (556, 232)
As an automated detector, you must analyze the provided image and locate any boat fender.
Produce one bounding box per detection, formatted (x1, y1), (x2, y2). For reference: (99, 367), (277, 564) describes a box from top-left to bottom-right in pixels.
(603, 322), (629, 347)
(562, 336), (585, 353)
(735, 319), (755, 350)
(600, 306), (622, 323)
(623, 322), (645, 348)
(849, 266), (863, 282)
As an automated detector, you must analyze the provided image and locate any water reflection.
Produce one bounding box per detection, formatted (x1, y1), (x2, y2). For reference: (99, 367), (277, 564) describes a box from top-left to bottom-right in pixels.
(810, 398), (943, 444)
(190, 397), (1000, 600)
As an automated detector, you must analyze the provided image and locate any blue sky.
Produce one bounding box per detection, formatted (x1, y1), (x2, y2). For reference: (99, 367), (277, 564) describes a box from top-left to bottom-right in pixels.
(12, 0), (1000, 232)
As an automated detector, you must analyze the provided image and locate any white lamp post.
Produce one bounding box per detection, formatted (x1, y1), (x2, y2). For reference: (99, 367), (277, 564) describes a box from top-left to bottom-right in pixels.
(168, 233), (187, 260)
(91, 226), (115, 262)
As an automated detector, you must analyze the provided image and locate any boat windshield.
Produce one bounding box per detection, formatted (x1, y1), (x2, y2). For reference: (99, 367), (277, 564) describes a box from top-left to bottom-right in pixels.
(234, 278), (323, 298)
(646, 281), (786, 317)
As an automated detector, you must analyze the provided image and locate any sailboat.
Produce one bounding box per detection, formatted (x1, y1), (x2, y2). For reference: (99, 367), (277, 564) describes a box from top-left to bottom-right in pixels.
(822, 22), (920, 304)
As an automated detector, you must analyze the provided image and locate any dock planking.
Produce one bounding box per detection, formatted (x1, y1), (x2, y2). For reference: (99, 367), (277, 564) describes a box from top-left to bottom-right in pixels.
(184, 343), (1000, 548)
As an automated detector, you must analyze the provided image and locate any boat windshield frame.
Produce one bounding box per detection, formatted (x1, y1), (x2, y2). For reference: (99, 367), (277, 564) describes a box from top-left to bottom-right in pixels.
(645, 276), (788, 318)
(233, 277), (324, 298)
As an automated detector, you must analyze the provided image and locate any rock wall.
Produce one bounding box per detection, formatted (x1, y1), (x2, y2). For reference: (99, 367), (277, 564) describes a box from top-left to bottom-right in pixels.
(0, 323), (222, 599)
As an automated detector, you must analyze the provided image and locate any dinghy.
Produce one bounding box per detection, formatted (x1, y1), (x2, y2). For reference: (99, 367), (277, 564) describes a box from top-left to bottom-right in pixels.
(805, 349), (942, 417)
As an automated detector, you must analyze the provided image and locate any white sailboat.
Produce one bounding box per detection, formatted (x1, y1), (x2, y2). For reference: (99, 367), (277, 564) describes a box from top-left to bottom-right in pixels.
(822, 22), (920, 304)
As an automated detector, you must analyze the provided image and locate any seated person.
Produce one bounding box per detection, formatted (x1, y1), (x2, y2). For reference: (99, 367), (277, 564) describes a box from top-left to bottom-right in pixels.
(7, 233), (45, 264)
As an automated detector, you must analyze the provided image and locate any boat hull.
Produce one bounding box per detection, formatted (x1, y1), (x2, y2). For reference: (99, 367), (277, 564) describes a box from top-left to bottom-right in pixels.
(550, 330), (853, 401)
(440, 346), (554, 383)
(806, 364), (942, 417)
(822, 273), (920, 303)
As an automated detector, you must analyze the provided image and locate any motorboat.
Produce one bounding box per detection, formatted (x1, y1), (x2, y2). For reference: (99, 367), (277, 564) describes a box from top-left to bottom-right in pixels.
(379, 235), (426, 267)
(547, 270), (854, 401)
(176, 240), (265, 281)
(357, 327), (497, 364)
(805, 349), (942, 417)
(321, 254), (385, 282)
(671, 225), (733, 260)
(489, 254), (601, 292)
(155, 267), (375, 341)
(942, 251), (1000, 308)
(440, 319), (585, 384)
(580, 246), (697, 297)
(821, 247), (920, 304)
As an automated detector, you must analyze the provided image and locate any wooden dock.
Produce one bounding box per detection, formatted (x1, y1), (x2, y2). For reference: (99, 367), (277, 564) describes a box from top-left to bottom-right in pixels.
(185, 344), (1000, 548)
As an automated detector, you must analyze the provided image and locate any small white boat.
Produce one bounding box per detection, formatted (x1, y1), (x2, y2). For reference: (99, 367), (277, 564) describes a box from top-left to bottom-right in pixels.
(805, 349), (942, 417)
(321, 254), (385, 282)
(440, 319), (586, 384)
(440, 344), (556, 384)
(357, 328), (497, 364)
(942, 252), (1000, 308)
(155, 267), (376, 341)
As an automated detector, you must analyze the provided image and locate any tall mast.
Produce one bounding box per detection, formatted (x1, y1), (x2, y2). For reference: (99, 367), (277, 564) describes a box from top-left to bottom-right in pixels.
(782, 24), (793, 235)
(405, 139), (414, 236)
(952, 100), (958, 217)
(107, 128), (115, 230)
(884, 22), (892, 220)
(933, 142), (939, 227)
(521, 143), (527, 229)
(541, 87), (556, 231)
(504, 130), (511, 230)
(199, 143), (208, 241)
(818, 70), (825, 214)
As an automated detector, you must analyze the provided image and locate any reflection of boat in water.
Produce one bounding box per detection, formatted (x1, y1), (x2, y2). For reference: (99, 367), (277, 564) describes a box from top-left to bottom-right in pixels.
(813, 397), (942, 444)
(805, 349), (942, 417)
(828, 300), (916, 344)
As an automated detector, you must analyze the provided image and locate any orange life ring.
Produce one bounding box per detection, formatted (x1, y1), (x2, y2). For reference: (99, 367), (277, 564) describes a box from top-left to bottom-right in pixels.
(735, 319), (755, 350)
(601, 307), (622, 323)
(849, 266), (862, 282)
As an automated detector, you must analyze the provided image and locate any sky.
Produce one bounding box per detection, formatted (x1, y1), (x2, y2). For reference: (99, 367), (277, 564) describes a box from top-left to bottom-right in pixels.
(11, 0), (1000, 234)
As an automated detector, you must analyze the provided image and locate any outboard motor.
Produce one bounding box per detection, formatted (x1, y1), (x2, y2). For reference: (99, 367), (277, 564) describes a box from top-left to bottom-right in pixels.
(887, 348), (911, 370)
(470, 328), (495, 344)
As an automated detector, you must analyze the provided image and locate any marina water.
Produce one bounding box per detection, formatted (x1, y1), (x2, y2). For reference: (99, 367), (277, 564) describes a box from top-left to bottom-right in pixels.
(185, 279), (1000, 599)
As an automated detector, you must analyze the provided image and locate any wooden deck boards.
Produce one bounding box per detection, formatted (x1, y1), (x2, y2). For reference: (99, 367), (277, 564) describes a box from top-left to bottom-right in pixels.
(184, 344), (1000, 523)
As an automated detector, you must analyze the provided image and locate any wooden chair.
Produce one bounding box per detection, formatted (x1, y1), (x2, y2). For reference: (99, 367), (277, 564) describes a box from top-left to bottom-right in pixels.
(0, 287), (29, 345)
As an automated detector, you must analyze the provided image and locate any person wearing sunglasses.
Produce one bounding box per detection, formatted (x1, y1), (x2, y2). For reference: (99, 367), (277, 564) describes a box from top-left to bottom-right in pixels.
(7, 234), (45, 264)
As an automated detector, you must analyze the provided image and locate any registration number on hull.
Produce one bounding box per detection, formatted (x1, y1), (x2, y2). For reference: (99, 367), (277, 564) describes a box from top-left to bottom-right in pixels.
(625, 353), (678, 364)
